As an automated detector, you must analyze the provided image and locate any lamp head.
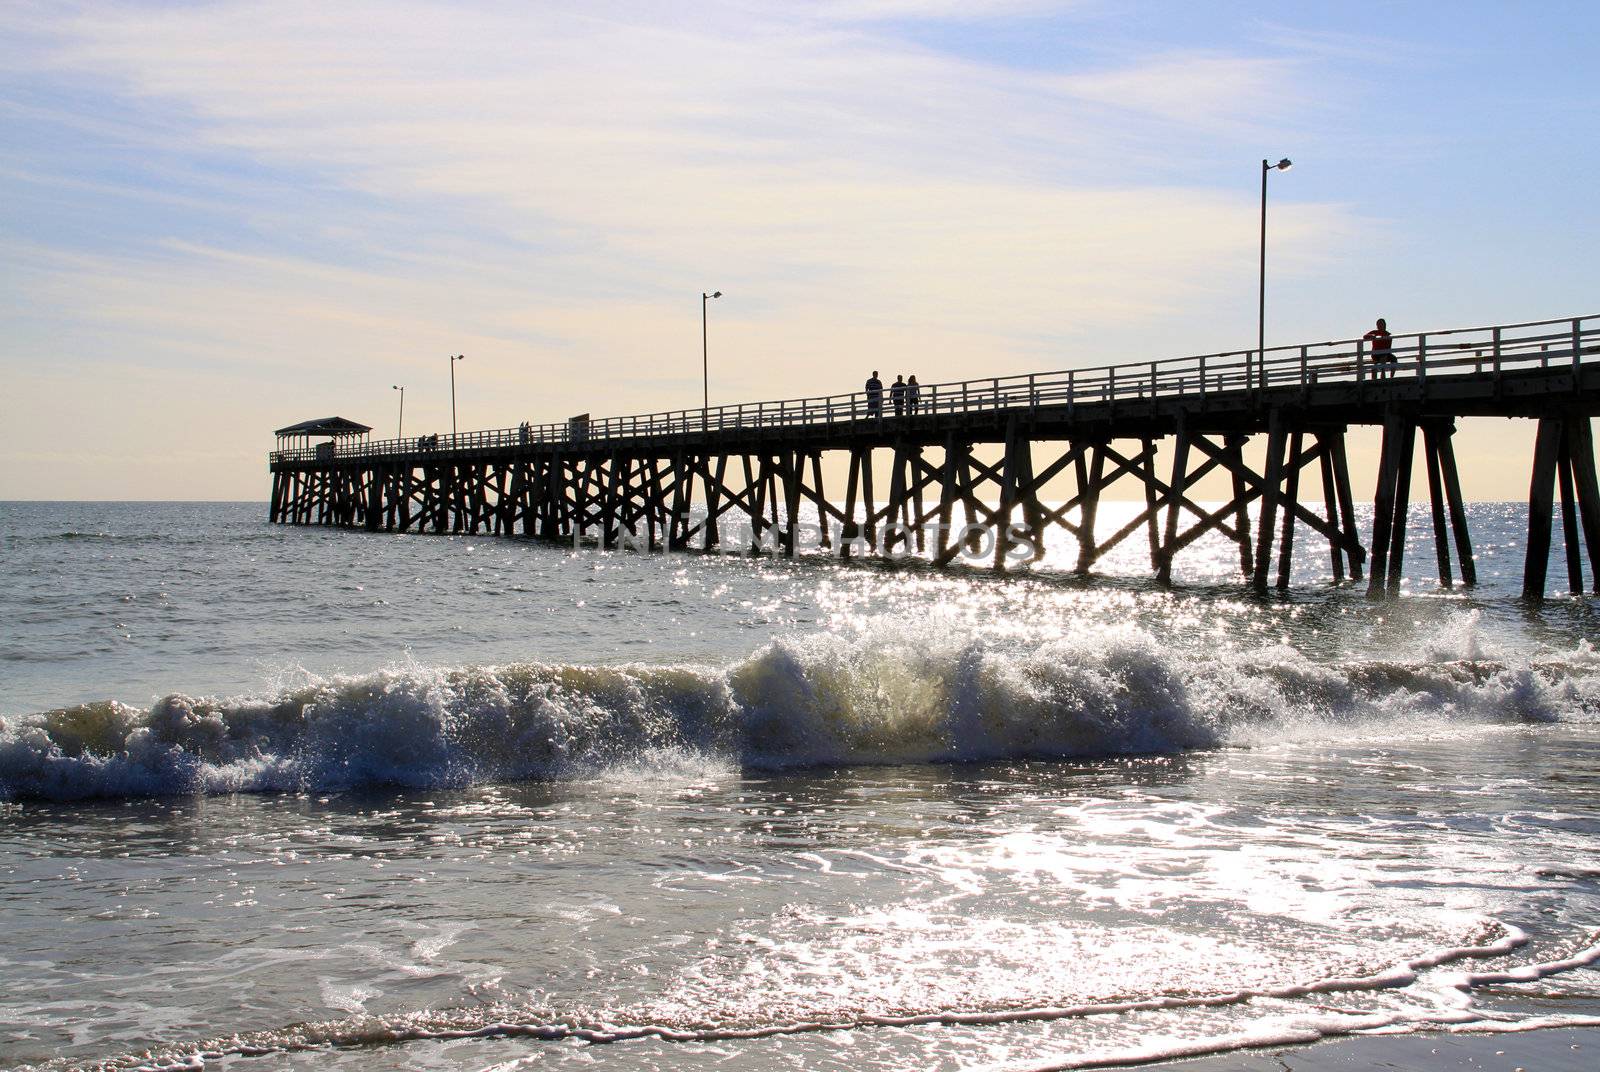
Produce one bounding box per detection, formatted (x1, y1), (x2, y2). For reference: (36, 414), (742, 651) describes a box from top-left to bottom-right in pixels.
(705, 290), (722, 299)
(1274, 158), (1292, 171)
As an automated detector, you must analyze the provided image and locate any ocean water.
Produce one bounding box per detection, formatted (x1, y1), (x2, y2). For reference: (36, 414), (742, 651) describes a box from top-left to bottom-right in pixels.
(2, 499), (1600, 1071)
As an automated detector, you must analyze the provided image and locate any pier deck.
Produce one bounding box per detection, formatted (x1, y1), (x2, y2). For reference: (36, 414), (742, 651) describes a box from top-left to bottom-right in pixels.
(270, 315), (1600, 599)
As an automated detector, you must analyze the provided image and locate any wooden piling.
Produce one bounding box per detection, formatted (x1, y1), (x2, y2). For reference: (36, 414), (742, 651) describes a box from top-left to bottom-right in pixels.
(1385, 420), (1416, 595)
(1275, 431), (1303, 590)
(1422, 423), (1453, 587)
(1558, 439), (1583, 593)
(1523, 416), (1563, 600)
(1367, 413), (1402, 595)
(1568, 418), (1600, 594)
(1253, 412), (1287, 592)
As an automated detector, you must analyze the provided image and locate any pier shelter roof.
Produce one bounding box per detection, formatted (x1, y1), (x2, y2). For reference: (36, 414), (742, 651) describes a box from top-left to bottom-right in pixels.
(274, 417), (372, 439)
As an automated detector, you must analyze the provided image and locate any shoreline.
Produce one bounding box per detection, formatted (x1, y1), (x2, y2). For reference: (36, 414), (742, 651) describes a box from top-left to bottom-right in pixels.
(1163, 1024), (1600, 1070)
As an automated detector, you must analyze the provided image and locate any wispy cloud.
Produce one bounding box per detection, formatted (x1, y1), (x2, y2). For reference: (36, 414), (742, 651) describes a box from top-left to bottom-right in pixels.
(0, 0), (1360, 497)
(811, 0), (1076, 22)
(1052, 53), (1306, 130)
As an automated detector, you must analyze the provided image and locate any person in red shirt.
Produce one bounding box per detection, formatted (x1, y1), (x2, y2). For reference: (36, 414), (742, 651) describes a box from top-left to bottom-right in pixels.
(1363, 318), (1395, 379)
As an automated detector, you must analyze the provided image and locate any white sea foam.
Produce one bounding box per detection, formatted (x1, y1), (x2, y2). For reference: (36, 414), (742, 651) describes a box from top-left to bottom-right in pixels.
(2, 624), (1595, 801)
(51, 925), (1600, 1072)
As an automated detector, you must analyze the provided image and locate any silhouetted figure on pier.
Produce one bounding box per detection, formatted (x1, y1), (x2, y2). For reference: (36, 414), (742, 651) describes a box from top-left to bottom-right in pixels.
(865, 371), (883, 416)
(907, 375), (921, 414)
(1364, 318), (1395, 379)
(891, 374), (907, 416)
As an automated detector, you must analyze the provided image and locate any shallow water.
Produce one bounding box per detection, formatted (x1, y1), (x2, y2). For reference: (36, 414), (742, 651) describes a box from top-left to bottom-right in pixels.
(2, 501), (1599, 1070)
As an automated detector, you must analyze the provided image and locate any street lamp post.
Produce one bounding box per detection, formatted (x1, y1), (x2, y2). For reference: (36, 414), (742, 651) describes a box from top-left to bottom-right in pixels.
(449, 354), (465, 437)
(1257, 157), (1292, 390)
(702, 290), (721, 425)
(392, 384), (405, 439)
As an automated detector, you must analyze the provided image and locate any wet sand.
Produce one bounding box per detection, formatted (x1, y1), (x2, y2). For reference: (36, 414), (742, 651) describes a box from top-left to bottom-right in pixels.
(1169, 1026), (1598, 1071)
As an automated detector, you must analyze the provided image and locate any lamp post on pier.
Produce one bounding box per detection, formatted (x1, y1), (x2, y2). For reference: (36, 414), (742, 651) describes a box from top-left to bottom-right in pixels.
(449, 354), (465, 437)
(1257, 157), (1292, 390)
(702, 290), (721, 428)
(392, 384), (405, 439)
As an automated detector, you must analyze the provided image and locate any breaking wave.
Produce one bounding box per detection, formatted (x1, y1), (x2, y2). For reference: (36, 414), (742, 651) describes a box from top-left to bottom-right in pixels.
(3, 628), (1597, 801)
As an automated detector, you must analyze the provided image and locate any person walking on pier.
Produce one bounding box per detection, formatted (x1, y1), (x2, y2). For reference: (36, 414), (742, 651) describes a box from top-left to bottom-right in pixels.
(891, 374), (907, 416)
(907, 375), (921, 414)
(866, 371), (884, 417)
(1364, 318), (1395, 379)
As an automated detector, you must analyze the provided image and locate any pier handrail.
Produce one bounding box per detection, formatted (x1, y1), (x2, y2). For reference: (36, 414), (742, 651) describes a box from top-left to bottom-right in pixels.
(270, 313), (1599, 463)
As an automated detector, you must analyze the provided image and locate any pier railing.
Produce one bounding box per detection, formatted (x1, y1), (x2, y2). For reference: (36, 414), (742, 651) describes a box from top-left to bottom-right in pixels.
(270, 314), (1599, 463)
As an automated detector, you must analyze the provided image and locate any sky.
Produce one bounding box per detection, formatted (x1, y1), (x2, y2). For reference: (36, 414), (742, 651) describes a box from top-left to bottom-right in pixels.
(2, 0), (1597, 500)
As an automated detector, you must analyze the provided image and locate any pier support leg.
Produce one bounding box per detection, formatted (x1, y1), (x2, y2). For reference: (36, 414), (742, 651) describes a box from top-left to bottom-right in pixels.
(1367, 414), (1402, 596)
(569, 461), (589, 543)
(1275, 431), (1303, 590)
(1434, 422), (1476, 586)
(812, 452), (832, 550)
(1523, 416), (1562, 601)
(668, 455), (690, 550)
(1569, 418), (1600, 594)
(840, 448), (862, 559)
(765, 457), (781, 546)
(1012, 439), (1043, 563)
(1141, 436), (1161, 574)
(525, 461), (543, 539)
(385, 467), (399, 532)
(1157, 425), (1190, 584)
(1331, 432), (1364, 581)
(365, 467), (382, 531)
(602, 454), (623, 547)
(993, 420), (1021, 571)
(705, 455), (726, 551)
(1422, 424), (1452, 587)
(783, 451), (802, 556)
(861, 447), (877, 553)
(450, 464), (466, 533)
(1386, 420), (1416, 595)
(1226, 433), (1253, 580)
(743, 454), (765, 553)
(1316, 433), (1344, 582)
(886, 441), (910, 556)
(1252, 412), (1287, 593)
(1075, 445), (1105, 575)
(912, 448), (930, 553)
(541, 458), (563, 540)
(1558, 437), (1584, 593)
(935, 438), (959, 564)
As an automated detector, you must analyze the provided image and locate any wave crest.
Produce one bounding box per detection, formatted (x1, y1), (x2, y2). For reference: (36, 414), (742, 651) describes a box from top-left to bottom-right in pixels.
(2, 628), (1594, 800)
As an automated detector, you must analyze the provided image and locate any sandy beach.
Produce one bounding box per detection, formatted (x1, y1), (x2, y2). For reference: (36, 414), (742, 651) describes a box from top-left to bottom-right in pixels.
(1171, 1026), (1599, 1071)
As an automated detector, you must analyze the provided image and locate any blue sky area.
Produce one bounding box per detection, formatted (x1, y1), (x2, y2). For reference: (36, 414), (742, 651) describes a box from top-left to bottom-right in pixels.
(1, 1), (1596, 498)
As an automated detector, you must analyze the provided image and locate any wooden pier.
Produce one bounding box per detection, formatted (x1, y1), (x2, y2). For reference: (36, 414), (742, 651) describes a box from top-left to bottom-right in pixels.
(269, 315), (1600, 599)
